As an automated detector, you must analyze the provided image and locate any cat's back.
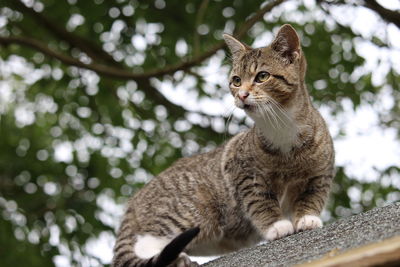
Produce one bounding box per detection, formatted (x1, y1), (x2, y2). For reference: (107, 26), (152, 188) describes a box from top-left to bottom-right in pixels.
(132, 143), (228, 205)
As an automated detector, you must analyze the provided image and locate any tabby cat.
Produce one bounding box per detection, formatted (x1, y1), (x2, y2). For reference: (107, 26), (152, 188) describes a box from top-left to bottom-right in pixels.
(112, 24), (335, 267)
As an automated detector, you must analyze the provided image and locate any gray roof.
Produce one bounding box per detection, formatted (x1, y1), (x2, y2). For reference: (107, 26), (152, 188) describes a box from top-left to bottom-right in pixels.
(204, 202), (400, 267)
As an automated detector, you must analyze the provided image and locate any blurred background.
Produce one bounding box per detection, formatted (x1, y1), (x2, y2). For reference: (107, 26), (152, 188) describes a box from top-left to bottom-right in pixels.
(0, 0), (399, 266)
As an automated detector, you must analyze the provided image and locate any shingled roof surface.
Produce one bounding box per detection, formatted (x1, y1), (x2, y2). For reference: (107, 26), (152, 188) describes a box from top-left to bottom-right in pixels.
(204, 202), (400, 267)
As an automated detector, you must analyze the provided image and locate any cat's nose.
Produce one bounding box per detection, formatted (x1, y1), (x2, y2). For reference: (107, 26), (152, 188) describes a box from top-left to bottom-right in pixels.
(238, 90), (249, 101)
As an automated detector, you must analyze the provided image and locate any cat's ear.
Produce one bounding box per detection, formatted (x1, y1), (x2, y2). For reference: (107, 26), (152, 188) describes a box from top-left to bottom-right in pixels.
(223, 34), (249, 58)
(271, 24), (300, 64)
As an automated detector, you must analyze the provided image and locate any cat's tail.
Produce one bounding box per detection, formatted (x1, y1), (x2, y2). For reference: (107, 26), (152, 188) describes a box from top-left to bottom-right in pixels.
(112, 227), (200, 267)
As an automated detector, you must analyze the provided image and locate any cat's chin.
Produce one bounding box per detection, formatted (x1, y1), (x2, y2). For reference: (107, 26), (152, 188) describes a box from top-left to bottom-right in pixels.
(243, 105), (259, 116)
(242, 106), (261, 119)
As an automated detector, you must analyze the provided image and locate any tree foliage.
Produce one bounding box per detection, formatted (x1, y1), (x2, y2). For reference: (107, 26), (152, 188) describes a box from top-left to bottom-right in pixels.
(0, 0), (399, 266)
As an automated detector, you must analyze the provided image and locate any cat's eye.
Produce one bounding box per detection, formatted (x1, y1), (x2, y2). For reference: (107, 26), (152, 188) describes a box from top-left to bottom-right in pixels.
(231, 76), (241, 87)
(254, 71), (270, 83)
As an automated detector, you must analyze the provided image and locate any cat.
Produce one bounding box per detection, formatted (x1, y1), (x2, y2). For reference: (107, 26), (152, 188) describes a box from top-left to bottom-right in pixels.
(112, 24), (335, 267)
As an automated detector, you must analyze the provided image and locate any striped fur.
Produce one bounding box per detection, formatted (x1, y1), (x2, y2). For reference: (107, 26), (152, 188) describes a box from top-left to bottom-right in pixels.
(113, 24), (335, 266)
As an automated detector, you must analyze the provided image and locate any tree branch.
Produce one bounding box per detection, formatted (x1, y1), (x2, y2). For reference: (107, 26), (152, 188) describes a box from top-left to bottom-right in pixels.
(7, 0), (119, 66)
(0, 35), (148, 80)
(235, 0), (285, 38)
(363, 0), (400, 29)
(1, 0), (286, 80)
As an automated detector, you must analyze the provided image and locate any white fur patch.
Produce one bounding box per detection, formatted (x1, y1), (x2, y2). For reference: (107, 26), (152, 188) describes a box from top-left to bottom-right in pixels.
(248, 106), (299, 153)
(296, 215), (323, 232)
(134, 234), (171, 259)
(265, 219), (294, 241)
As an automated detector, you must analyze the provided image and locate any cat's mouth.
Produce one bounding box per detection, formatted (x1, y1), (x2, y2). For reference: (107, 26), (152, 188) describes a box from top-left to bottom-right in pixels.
(235, 98), (257, 112)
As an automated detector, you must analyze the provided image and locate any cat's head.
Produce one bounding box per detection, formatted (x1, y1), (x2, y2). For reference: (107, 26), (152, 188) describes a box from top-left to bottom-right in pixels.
(223, 24), (307, 116)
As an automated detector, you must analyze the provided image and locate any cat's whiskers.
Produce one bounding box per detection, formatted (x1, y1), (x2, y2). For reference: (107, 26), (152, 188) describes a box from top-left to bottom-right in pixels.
(254, 101), (275, 129)
(268, 97), (293, 123)
(265, 103), (280, 129)
(265, 101), (285, 128)
(223, 105), (237, 141)
(256, 102), (279, 130)
(254, 102), (270, 129)
(252, 96), (290, 129)
(264, 104), (277, 130)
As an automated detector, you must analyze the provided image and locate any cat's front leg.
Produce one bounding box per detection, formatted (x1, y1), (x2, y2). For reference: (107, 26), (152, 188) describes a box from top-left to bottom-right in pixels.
(236, 178), (294, 241)
(293, 174), (333, 232)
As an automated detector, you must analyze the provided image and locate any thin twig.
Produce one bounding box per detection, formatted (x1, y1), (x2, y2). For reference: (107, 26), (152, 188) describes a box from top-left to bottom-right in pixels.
(193, 0), (210, 57)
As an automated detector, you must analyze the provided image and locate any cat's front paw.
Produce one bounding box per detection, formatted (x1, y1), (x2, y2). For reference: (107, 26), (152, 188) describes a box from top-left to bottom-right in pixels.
(295, 215), (322, 232)
(265, 219), (294, 241)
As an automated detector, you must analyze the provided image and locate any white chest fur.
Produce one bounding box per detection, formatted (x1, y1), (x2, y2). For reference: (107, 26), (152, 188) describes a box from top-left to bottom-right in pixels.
(248, 106), (299, 153)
